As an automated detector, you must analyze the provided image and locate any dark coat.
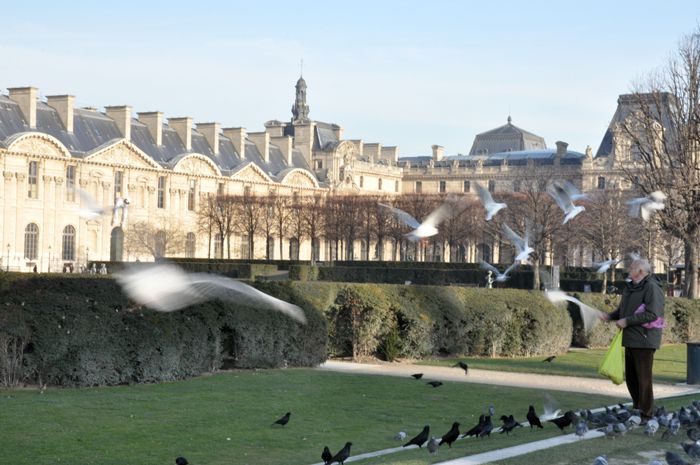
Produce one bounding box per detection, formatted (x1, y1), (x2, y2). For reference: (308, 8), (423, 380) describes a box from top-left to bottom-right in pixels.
(608, 275), (664, 349)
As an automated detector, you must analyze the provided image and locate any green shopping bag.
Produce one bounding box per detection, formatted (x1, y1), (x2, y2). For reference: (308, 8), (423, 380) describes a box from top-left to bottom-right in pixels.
(598, 330), (624, 385)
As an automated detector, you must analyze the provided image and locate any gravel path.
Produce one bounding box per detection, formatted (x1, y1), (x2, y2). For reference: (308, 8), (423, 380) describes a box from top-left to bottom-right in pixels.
(318, 360), (699, 398)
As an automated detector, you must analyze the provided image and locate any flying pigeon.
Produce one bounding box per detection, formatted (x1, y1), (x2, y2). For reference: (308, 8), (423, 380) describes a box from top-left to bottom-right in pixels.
(501, 223), (533, 262)
(480, 261), (518, 282)
(426, 436), (439, 454)
(77, 189), (107, 220)
(558, 180), (589, 202)
(378, 202), (451, 242)
(394, 431), (406, 441)
(593, 455), (608, 465)
(545, 289), (604, 334)
(474, 182), (507, 221)
(548, 181), (585, 224)
(115, 263), (306, 323)
(593, 259), (619, 274)
(627, 191), (667, 221)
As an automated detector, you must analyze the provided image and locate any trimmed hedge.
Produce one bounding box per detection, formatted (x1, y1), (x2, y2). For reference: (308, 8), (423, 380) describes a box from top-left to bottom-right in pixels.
(0, 274), (325, 387)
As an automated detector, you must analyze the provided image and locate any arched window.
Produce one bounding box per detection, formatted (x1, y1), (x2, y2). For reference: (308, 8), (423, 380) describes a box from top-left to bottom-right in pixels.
(62, 225), (76, 261)
(185, 233), (196, 258)
(24, 223), (39, 260)
(154, 231), (166, 258)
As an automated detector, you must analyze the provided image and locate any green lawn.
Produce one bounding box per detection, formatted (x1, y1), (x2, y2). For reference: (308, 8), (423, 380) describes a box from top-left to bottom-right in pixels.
(0, 369), (623, 465)
(420, 344), (688, 384)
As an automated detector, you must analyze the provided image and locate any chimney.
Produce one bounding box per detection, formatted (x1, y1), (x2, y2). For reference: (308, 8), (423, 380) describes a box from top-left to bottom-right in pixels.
(555, 140), (568, 163)
(271, 135), (293, 165)
(138, 111), (163, 146)
(222, 127), (246, 159)
(8, 86), (38, 128)
(350, 139), (364, 157)
(432, 144), (444, 162)
(169, 117), (192, 152)
(332, 124), (344, 140)
(381, 146), (399, 163)
(197, 122), (221, 155)
(264, 120), (284, 137)
(105, 105), (132, 141)
(248, 131), (270, 163)
(364, 143), (381, 162)
(46, 95), (75, 133)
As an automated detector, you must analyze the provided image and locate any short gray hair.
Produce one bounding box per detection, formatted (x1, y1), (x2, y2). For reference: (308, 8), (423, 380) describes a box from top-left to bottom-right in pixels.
(630, 258), (651, 276)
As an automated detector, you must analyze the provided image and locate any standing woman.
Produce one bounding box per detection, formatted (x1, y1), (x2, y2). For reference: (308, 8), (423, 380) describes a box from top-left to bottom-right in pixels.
(600, 258), (665, 423)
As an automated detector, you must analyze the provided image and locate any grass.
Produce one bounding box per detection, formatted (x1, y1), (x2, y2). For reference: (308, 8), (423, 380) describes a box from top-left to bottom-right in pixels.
(420, 344), (688, 384)
(0, 368), (623, 465)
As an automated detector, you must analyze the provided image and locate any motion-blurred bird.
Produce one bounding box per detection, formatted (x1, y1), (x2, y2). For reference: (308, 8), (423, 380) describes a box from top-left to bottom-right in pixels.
(548, 181), (586, 224)
(593, 455), (608, 465)
(593, 259), (620, 274)
(77, 189), (107, 220)
(687, 427), (700, 441)
(175, 457), (188, 465)
(403, 425), (429, 448)
(329, 442), (352, 465)
(394, 431), (406, 441)
(549, 410), (577, 432)
(527, 405), (543, 429)
(321, 446), (333, 465)
(462, 415), (486, 438)
(478, 416), (494, 438)
(541, 393), (562, 421)
(439, 422), (461, 447)
(411, 373), (423, 380)
(499, 415), (522, 435)
(575, 419), (588, 438)
(272, 412), (291, 426)
(502, 223), (533, 262)
(543, 356), (556, 363)
(452, 361), (469, 374)
(427, 436), (439, 454)
(115, 264), (306, 323)
(480, 261), (518, 282)
(666, 450), (694, 465)
(681, 441), (700, 460)
(644, 418), (659, 436)
(474, 182), (507, 221)
(545, 289), (604, 334)
(488, 404), (496, 416)
(378, 202), (451, 242)
(426, 381), (443, 388)
(627, 191), (666, 221)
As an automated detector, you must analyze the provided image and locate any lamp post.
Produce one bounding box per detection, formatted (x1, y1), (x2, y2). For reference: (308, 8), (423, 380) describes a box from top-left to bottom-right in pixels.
(48, 245), (52, 273)
(5, 243), (9, 272)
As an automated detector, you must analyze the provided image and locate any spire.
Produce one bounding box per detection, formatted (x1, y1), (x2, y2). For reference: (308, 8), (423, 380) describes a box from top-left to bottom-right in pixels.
(291, 71), (310, 123)
(507, 115), (512, 125)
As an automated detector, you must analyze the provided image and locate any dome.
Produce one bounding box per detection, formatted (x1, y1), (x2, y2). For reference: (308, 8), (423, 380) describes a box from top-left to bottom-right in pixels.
(468, 116), (547, 155)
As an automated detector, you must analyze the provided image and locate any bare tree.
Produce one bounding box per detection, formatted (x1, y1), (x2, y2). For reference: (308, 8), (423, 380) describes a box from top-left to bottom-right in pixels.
(126, 216), (186, 259)
(620, 29), (700, 297)
(198, 194), (236, 258)
(232, 192), (264, 260)
(269, 193), (292, 259)
(300, 194), (325, 264)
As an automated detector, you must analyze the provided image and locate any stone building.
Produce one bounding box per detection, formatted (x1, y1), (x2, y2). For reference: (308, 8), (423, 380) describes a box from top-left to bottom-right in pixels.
(0, 78), (653, 271)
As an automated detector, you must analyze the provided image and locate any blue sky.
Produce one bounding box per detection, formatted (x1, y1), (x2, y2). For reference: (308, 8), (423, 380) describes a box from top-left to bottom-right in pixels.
(1, 1), (698, 156)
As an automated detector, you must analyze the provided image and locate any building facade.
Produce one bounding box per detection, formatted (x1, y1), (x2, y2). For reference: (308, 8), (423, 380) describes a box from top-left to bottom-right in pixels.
(0, 79), (647, 271)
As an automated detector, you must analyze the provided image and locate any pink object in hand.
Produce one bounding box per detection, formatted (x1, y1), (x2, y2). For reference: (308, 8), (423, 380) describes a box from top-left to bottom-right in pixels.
(634, 303), (665, 329)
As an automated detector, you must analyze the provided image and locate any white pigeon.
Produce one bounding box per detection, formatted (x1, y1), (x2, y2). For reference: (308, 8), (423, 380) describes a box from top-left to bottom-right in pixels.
(593, 259), (619, 274)
(541, 393), (562, 421)
(77, 189), (106, 221)
(502, 223), (533, 262)
(378, 202), (451, 242)
(116, 263), (306, 323)
(548, 181), (585, 224)
(558, 180), (589, 202)
(593, 455), (609, 465)
(474, 182), (507, 221)
(480, 261), (518, 282)
(394, 431), (406, 441)
(627, 191), (666, 221)
(545, 290), (604, 333)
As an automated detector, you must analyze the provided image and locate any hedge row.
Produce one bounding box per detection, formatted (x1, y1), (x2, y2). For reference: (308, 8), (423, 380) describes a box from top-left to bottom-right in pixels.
(0, 274), (325, 387)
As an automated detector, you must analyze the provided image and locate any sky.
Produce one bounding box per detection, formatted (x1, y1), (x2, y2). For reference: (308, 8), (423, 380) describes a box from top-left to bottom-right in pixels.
(1, 1), (699, 157)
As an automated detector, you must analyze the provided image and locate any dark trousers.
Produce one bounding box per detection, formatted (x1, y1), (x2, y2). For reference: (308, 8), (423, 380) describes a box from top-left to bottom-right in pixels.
(624, 347), (656, 419)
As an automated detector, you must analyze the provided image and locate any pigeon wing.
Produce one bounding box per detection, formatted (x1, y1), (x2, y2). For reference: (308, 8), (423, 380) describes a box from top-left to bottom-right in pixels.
(378, 203), (421, 229)
(188, 273), (307, 323)
(422, 202), (452, 228)
(77, 188), (105, 219)
(475, 182), (495, 207)
(116, 264), (202, 312)
(502, 223), (525, 250)
(479, 261), (500, 275)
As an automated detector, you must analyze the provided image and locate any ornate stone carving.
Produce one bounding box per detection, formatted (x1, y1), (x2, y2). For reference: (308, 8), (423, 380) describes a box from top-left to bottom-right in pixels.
(101, 181), (112, 190)
(79, 178), (90, 187)
(284, 171), (315, 188)
(3, 171), (14, 180)
(235, 165), (269, 183)
(15, 173), (26, 181)
(11, 136), (67, 158)
(54, 177), (64, 185)
(91, 143), (156, 169)
(42, 175), (53, 183)
(174, 157), (218, 176)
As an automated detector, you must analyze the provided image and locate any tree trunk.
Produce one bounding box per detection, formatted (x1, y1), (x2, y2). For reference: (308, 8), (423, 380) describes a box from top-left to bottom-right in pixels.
(532, 259), (540, 290)
(685, 241), (699, 298)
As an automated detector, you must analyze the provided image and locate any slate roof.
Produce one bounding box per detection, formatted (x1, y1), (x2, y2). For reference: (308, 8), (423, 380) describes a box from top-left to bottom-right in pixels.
(399, 148), (586, 168)
(0, 94), (312, 179)
(468, 116), (547, 155)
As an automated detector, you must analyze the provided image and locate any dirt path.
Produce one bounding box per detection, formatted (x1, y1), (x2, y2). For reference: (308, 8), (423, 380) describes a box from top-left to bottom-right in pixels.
(318, 360), (699, 398)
